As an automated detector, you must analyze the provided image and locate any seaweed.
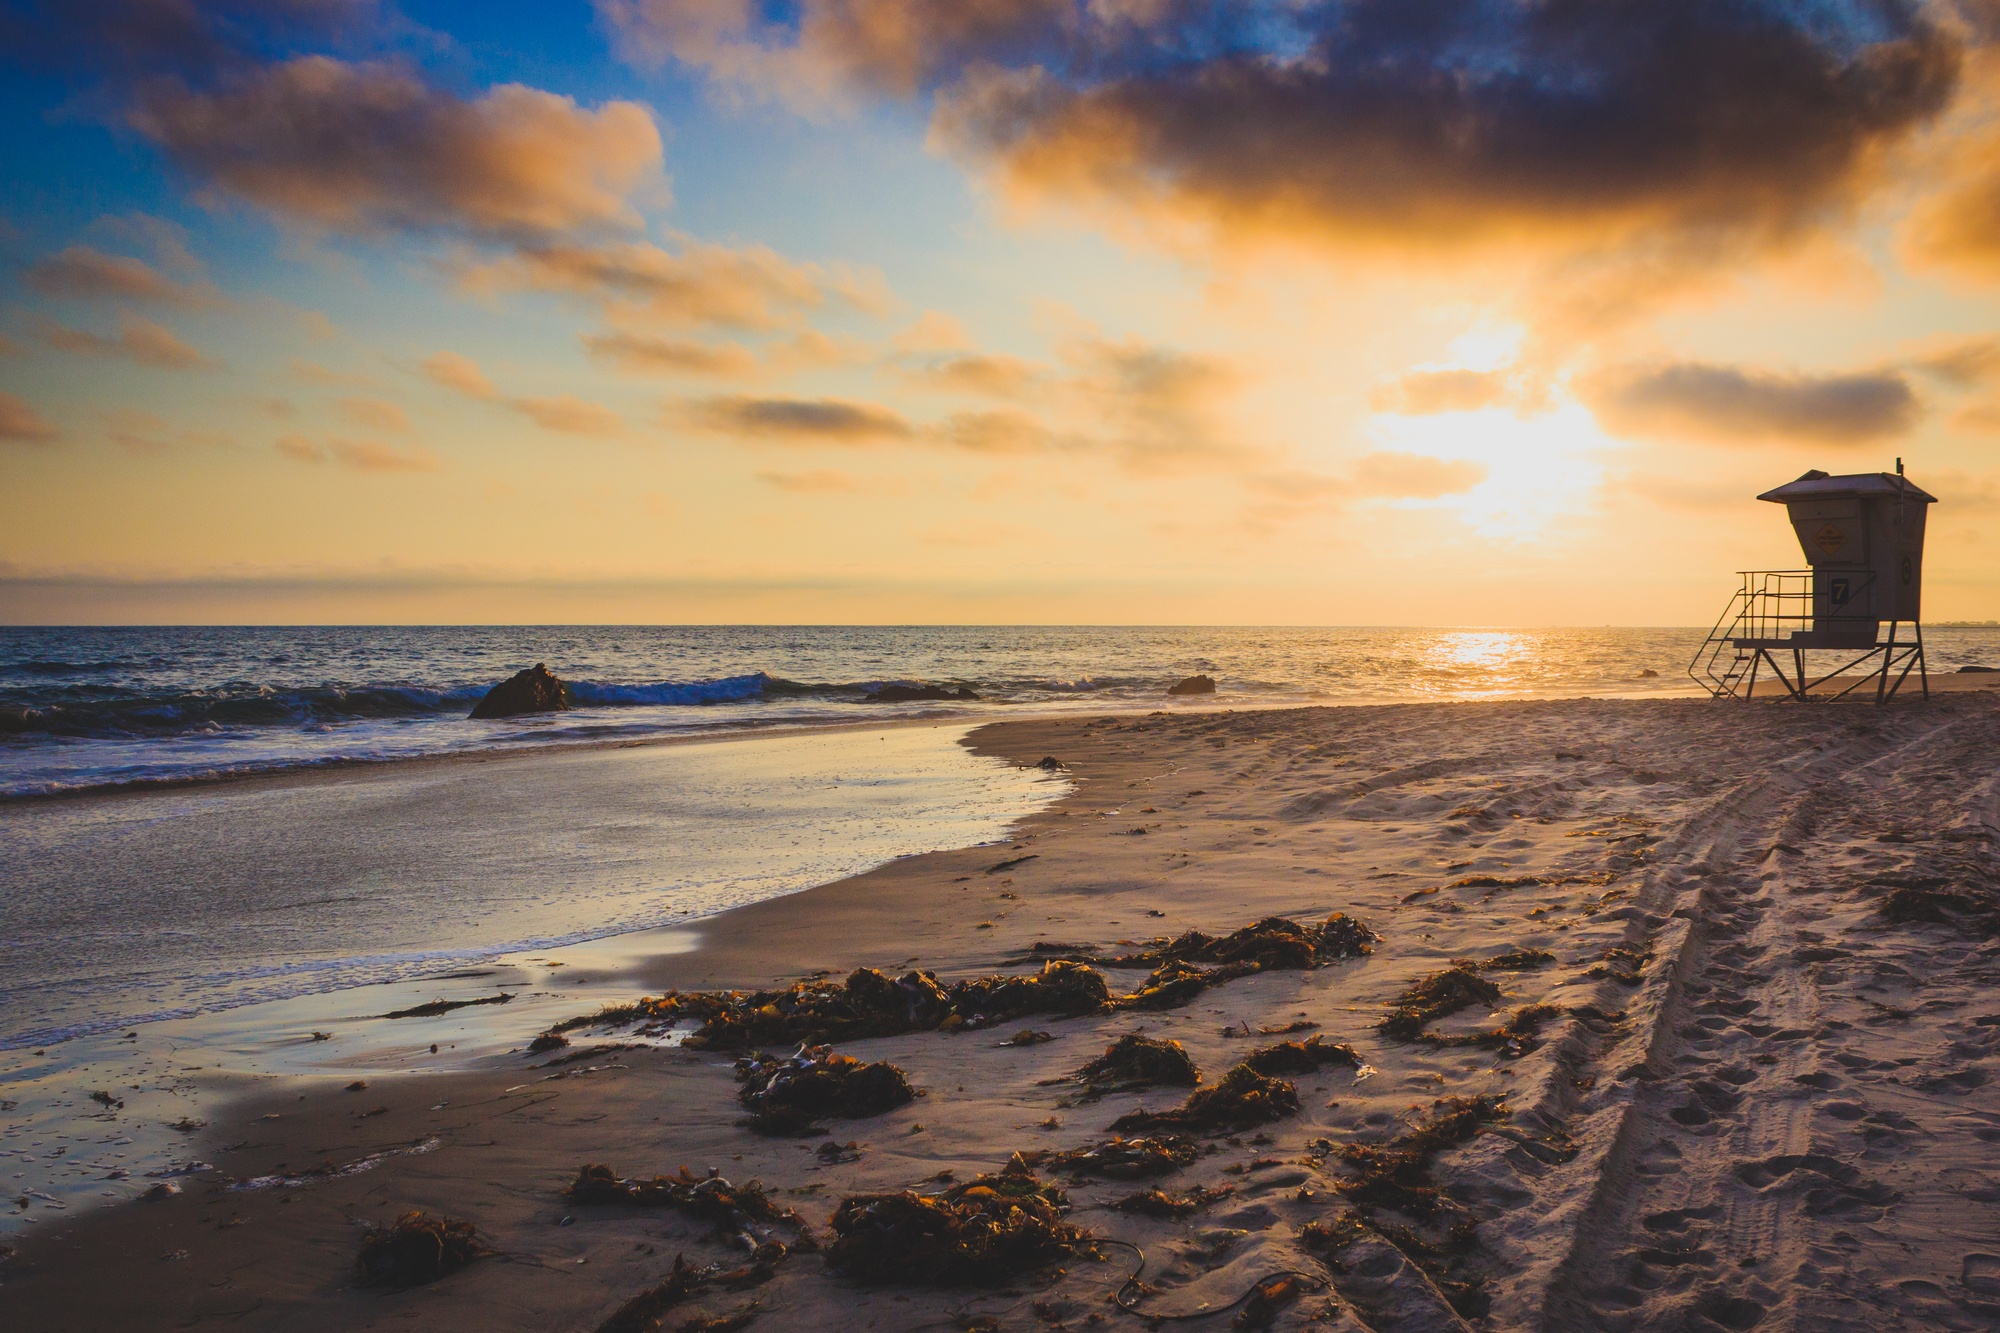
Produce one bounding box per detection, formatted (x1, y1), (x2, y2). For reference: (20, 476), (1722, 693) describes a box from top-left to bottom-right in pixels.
(548, 914), (1377, 1053)
(1585, 945), (1650, 986)
(1110, 1183), (1234, 1218)
(1330, 1096), (1505, 1220)
(1059, 1034), (1200, 1094)
(597, 1255), (716, 1333)
(1377, 964), (1501, 1041)
(1238, 1036), (1359, 1077)
(548, 963), (1105, 1053)
(674, 1306), (760, 1332)
(1046, 913), (1377, 971)
(947, 960), (1113, 1027)
(733, 1046), (915, 1137)
(381, 993), (513, 1020)
(1409, 1004), (1565, 1058)
(1232, 1274), (1309, 1330)
(354, 1211), (486, 1288)
(1481, 949), (1556, 972)
(825, 1155), (1096, 1287)
(1046, 1135), (1199, 1179)
(1110, 1065), (1300, 1135)
(1002, 1029), (1055, 1046)
(566, 1165), (816, 1245)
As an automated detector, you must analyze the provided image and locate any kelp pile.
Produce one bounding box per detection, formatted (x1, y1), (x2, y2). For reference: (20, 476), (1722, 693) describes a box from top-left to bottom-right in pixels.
(538, 914), (1379, 1052)
(825, 1155), (1096, 1286)
(567, 1165), (816, 1249)
(1056, 1034), (1200, 1096)
(1377, 964), (1501, 1041)
(1417, 1004), (1565, 1058)
(1331, 1096), (1505, 1220)
(1321, 1096), (1507, 1319)
(596, 1254), (773, 1333)
(733, 1046), (915, 1137)
(1111, 1183), (1234, 1218)
(1111, 1065), (1300, 1135)
(353, 1211), (487, 1288)
(1043, 1134), (1199, 1179)
(1238, 1036), (1359, 1077)
(535, 961), (1108, 1053)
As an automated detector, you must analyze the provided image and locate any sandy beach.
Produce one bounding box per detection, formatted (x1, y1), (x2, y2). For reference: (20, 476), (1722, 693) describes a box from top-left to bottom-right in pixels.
(8, 689), (2000, 1332)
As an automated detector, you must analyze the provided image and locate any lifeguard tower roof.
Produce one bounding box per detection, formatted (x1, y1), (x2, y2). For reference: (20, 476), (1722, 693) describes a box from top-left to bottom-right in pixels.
(1757, 470), (1937, 504)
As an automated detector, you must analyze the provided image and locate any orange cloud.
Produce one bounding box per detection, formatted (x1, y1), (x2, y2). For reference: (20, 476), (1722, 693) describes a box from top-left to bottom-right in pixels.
(463, 236), (888, 332)
(514, 395), (624, 435)
(581, 330), (760, 377)
(683, 394), (916, 443)
(420, 351), (498, 399)
(895, 352), (1043, 398)
(276, 434), (441, 472)
(1587, 362), (1920, 446)
(0, 391), (60, 444)
(1371, 369), (1514, 415)
(1349, 452), (1487, 499)
(131, 57), (662, 241)
(337, 397), (411, 432)
(26, 244), (223, 308)
(39, 313), (220, 370)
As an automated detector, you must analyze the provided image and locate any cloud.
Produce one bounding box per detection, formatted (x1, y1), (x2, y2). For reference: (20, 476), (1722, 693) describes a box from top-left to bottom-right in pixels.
(1589, 362), (1920, 445)
(937, 407), (1053, 455)
(337, 396), (410, 431)
(513, 395), (624, 435)
(275, 433), (440, 472)
(755, 467), (907, 494)
(1371, 368), (1513, 416)
(462, 236), (888, 332)
(290, 358), (370, 386)
(582, 330), (760, 377)
(25, 244), (223, 307)
(2, 0), (378, 85)
(598, 0), (1074, 105)
(621, 2), (1961, 267)
(1349, 452), (1487, 499)
(896, 351), (1043, 398)
(40, 313), (219, 369)
(683, 394), (916, 443)
(130, 57), (663, 242)
(420, 350), (498, 398)
(1908, 335), (2000, 388)
(417, 349), (623, 435)
(0, 391), (60, 443)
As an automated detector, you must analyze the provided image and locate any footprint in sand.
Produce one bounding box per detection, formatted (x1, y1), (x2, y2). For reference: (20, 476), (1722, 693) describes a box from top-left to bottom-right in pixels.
(1962, 1253), (2000, 1296)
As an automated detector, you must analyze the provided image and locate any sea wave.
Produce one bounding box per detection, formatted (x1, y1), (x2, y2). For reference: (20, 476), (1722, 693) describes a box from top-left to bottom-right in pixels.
(0, 670), (898, 739)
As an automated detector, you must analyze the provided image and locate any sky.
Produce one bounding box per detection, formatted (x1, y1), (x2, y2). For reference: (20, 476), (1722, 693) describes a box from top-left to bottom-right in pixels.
(2, 0), (1999, 626)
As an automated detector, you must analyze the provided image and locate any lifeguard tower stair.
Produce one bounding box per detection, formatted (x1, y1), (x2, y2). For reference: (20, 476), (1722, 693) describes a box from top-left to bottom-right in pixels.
(1688, 469), (1936, 703)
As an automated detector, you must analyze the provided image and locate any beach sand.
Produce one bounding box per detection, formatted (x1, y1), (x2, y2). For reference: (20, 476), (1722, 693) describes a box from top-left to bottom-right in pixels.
(7, 689), (2000, 1331)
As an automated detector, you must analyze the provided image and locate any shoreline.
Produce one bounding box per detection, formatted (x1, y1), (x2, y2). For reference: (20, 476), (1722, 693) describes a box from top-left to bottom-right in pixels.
(8, 692), (2000, 1331)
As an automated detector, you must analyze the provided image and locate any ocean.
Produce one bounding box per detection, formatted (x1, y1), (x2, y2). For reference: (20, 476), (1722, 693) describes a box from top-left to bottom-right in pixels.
(0, 624), (1777, 799)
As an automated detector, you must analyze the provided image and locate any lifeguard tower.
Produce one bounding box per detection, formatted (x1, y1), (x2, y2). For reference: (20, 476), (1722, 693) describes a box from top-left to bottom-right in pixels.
(1689, 465), (1936, 702)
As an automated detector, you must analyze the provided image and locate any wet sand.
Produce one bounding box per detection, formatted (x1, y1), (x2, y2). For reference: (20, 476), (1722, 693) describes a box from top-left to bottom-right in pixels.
(7, 690), (2000, 1331)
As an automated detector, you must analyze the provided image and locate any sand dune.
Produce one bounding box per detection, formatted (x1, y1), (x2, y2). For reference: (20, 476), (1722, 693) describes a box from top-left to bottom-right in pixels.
(7, 695), (1999, 1331)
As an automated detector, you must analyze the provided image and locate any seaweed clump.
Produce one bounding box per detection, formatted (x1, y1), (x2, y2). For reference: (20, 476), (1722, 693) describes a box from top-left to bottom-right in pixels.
(1032, 914), (1379, 1012)
(825, 1155), (1096, 1287)
(1332, 1096), (1505, 1220)
(1110, 1065), (1300, 1135)
(1238, 1036), (1359, 1077)
(567, 1165), (816, 1247)
(1046, 1134), (1199, 1179)
(537, 962), (1109, 1054)
(1377, 964), (1501, 1041)
(596, 1255), (768, 1333)
(1059, 1034), (1200, 1095)
(1111, 1183), (1234, 1218)
(733, 1046), (915, 1136)
(354, 1211), (487, 1288)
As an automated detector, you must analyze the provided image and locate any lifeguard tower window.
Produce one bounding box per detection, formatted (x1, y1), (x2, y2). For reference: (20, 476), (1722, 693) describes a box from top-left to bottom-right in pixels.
(1689, 468), (1936, 703)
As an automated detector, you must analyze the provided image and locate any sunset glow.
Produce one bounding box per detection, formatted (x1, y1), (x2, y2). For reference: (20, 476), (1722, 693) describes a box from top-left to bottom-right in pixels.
(4, 2), (2000, 624)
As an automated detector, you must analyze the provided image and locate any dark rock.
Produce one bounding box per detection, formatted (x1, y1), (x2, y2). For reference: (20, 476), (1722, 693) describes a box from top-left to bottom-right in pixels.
(469, 664), (571, 719)
(1958, 665), (1999, 673)
(1637, 668), (1660, 678)
(1167, 675), (1216, 696)
(864, 684), (981, 703)
(1036, 756), (1066, 771)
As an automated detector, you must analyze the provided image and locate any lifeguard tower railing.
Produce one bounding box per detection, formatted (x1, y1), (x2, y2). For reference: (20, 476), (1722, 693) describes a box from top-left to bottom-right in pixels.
(1689, 569), (1927, 702)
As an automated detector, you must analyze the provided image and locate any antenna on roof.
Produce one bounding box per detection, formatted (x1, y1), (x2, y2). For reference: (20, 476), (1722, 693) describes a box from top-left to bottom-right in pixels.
(1897, 457), (1904, 475)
